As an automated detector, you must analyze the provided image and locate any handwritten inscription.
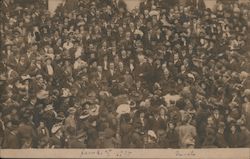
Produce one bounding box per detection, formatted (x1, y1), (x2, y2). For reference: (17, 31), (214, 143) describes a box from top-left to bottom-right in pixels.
(176, 150), (196, 157)
(80, 149), (133, 158)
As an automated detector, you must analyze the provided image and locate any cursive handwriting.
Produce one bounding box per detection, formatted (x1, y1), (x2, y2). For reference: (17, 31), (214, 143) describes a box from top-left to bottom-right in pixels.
(80, 149), (133, 158)
(176, 150), (196, 157)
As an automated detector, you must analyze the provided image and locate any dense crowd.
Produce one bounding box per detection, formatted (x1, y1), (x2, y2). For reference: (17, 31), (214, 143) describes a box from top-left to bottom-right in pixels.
(0, 0), (250, 149)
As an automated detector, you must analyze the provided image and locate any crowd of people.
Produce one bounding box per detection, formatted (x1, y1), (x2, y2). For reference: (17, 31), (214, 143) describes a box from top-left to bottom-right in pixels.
(0, 0), (250, 149)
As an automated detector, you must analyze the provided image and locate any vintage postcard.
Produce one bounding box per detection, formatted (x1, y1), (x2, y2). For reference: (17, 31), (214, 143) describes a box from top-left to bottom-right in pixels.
(0, 0), (250, 158)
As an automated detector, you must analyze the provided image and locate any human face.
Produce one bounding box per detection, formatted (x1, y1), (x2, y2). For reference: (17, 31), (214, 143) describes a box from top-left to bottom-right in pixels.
(40, 122), (45, 127)
(207, 117), (214, 125)
(159, 108), (165, 115)
(109, 63), (115, 70)
(230, 125), (236, 132)
(140, 112), (145, 118)
(163, 69), (169, 79)
(118, 62), (123, 70)
(97, 66), (102, 72)
(169, 123), (174, 129)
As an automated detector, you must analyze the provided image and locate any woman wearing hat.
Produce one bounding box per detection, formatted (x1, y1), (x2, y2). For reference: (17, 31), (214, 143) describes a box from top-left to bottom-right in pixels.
(41, 104), (57, 133)
(49, 124), (63, 148)
(227, 123), (240, 148)
(37, 121), (50, 147)
(165, 121), (179, 148)
(65, 107), (77, 130)
(67, 128), (87, 148)
(2, 119), (20, 149)
(145, 130), (159, 148)
(177, 115), (197, 148)
(42, 55), (54, 82)
(215, 122), (228, 148)
(238, 122), (250, 147)
(130, 121), (145, 148)
(119, 113), (133, 148)
(100, 128), (119, 148)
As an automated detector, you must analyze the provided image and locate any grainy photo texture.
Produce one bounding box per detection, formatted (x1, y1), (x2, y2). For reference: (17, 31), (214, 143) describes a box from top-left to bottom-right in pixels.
(0, 0), (250, 150)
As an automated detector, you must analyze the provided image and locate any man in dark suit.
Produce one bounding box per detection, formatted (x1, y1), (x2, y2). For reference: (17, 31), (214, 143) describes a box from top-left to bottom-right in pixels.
(104, 62), (117, 87)
(2, 120), (21, 149)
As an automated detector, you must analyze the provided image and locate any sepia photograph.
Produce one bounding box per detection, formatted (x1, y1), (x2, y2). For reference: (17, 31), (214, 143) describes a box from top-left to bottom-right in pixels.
(0, 0), (250, 158)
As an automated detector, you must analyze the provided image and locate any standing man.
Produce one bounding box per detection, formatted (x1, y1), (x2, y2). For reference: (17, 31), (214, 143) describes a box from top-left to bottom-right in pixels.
(177, 116), (197, 148)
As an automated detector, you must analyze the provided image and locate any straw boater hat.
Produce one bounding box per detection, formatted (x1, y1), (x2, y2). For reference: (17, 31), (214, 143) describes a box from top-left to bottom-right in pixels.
(79, 110), (90, 120)
(67, 107), (77, 114)
(21, 75), (32, 81)
(116, 104), (131, 115)
(36, 90), (49, 99)
(51, 123), (62, 134)
(148, 130), (157, 139)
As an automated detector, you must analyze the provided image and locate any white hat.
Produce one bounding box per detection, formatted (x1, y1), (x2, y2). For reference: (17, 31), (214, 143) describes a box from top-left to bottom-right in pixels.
(233, 7), (240, 13)
(116, 104), (131, 115)
(79, 110), (90, 120)
(36, 90), (49, 99)
(240, 71), (249, 79)
(149, 10), (159, 17)
(243, 89), (250, 97)
(134, 29), (144, 36)
(21, 75), (31, 81)
(148, 130), (157, 139)
(99, 91), (110, 97)
(139, 101), (145, 107)
(51, 124), (61, 134)
(187, 73), (195, 81)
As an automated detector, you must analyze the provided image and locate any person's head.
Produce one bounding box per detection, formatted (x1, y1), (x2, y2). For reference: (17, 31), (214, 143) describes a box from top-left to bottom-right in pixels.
(39, 121), (45, 127)
(19, 56), (26, 64)
(230, 124), (236, 132)
(118, 62), (124, 70)
(97, 65), (102, 73)
(91, 61), (97, 68)
(163, 68), (169, 79)
(109, 62), (115, 70)
(207, 116), (214, 125)
(213, 109), (219, 116)
(139, 111), (145, 118)
(168, 122), (175, 130)
(118, 26), (123, 34)
(240, 124), (247, 131)
(121, 50), (127, 59)
(125, 32), (131, 39)
(159, 107), (166, 116)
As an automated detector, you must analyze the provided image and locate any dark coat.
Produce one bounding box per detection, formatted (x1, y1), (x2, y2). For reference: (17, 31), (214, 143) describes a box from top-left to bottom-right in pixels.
(86, 126), (99, 148)
(68, 137), (86, 148)
(17, 123), (37, 146)
(228, 132), (239, 148)
(49, 135), (63, 148)
(238, 129), (250, 148)
(215, 132), (228, 148)
(130, 131), (144, 148)
(120, 123), (133, 148)
(166, 130), (179, 148)
(2, 129), (20, 149)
